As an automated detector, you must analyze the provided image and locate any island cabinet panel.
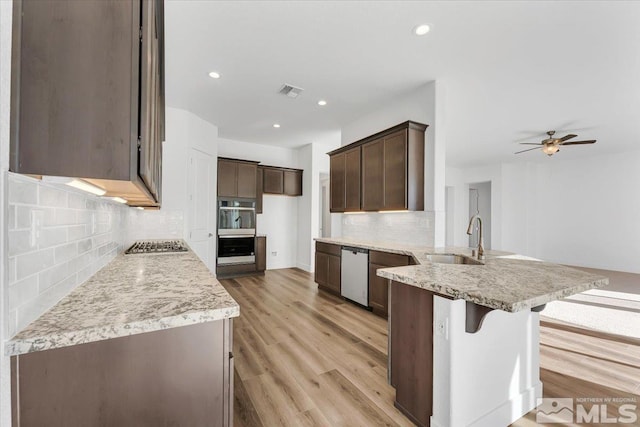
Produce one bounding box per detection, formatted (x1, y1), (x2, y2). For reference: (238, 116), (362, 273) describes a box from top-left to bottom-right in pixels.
(217, 158), (258, 198)
(11, 320), (234, 427)
(390, 281), (434, 427)
(368, 251), (411, 318)
(11, 0), (165, 207)
(315, 242), (341, 295)
(328, 121), (427, 212)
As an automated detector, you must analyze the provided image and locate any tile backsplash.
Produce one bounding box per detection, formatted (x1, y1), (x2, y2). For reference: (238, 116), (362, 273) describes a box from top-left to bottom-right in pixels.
(342, 211), (435, 246)
(6, 173), (129, 337)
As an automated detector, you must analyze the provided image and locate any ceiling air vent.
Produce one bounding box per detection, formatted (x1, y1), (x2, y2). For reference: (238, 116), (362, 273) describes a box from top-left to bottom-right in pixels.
(278, 84), (304, 98)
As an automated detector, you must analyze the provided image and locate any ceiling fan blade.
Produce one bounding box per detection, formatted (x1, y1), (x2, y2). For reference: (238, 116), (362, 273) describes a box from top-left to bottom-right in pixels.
(560, 140), (596, 145)
(558, 134), (578, 142)
(514, 147), (541, 154)
(518, 143), (543, 146)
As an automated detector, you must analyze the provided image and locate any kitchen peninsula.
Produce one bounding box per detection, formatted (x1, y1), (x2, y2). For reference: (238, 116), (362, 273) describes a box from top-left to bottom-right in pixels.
(315, 237), (608, 427)
(6, 243), (238, 427)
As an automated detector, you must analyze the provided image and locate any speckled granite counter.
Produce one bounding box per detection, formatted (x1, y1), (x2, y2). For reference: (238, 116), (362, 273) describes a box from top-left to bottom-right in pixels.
(6, 249), (239, 356)
(315, 237), (608, 312)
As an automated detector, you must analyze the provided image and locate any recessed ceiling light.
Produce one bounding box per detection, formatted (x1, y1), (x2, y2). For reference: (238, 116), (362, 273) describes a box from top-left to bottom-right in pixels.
(273, 123), (280, 128)
(208, 71), (221, 79)
(413, 24), (430, 36)
(318, 100), (327, 106)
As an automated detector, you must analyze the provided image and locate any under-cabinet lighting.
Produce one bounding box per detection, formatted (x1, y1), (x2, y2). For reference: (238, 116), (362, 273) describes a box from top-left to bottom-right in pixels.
(343, 211), (366, 215)
(136, 207), (144, 210)
(108, 197), (127, 204)
(379, 210), (409, 213)
(66, 179), (107, 196)
(42, 176), (107, 196)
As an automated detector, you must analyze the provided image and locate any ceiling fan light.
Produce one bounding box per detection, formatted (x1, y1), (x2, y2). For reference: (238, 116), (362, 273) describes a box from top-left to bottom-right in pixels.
(542, 145), (560, 156)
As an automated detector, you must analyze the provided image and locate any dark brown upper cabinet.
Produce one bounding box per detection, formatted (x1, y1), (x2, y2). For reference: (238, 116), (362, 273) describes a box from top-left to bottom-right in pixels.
(328, 121), (427, 212)
(260, 166), (303, 196)
(217, 158), (259, 199)
(10, 0), (165, 207)
(330, 146), (361, 213)
(256, 167), (264, 214)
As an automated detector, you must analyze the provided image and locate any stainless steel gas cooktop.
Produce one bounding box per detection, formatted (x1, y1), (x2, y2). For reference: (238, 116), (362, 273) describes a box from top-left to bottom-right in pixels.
(125, 240), (189, 255)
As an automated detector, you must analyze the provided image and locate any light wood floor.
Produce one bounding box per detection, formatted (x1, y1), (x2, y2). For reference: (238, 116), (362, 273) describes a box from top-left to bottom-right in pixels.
(219, 269), (640, 427)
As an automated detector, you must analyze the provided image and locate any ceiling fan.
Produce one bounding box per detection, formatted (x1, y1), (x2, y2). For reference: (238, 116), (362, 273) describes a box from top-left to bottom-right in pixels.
(515, 131), (596, 156)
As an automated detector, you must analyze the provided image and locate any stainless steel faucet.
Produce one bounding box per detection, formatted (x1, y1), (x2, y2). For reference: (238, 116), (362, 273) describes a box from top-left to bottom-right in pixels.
(466, 214), (485, 260)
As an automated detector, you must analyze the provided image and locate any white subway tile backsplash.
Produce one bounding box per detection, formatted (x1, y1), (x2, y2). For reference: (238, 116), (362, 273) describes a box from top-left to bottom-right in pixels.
(8, 229), (33, 256)
(68, 224), (88, 241)
(39, 227), (67, 248)
(8, 205), (16, 230)
(6, 173), (129, 336)
(16, 206), (34, 229)
(54, 242), (77, 264)
(54, 208), (78, 226)
(39, 186), (69, 208)
(68, 192), (86, 209)
(8, 179), (38, 204)
(342, 211), (436, 247)
(38, 261), (73, 292)
(16, 248), (55, 280)
(78, 237), (93, 254)
(8, 276), (39, 310)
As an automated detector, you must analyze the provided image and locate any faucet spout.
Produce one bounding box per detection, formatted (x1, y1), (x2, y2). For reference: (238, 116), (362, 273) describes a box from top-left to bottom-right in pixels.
(466, 214), (485, 260)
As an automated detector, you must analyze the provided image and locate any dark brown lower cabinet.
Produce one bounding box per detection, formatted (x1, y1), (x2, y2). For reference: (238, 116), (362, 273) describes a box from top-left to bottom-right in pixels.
(390, 281), (434, 427)
(368, 251), (411, 318)
(256, 236), (266, 272)
(315, 242), (341, 295)
(11, 320), (234, 427)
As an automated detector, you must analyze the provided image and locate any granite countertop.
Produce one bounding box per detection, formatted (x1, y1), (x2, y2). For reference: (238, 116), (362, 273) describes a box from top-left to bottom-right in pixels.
(6, 247), (239, 356)
(315, 237), (608, 312)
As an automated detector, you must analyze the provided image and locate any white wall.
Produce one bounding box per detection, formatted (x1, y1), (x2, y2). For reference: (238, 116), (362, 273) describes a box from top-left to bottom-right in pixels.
(338, 81), (446, 246)
(447, 149), (640, 274)
(296, 141), (339, 272)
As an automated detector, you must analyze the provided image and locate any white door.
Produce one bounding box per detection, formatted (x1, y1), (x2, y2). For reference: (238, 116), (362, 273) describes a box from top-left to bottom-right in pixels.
(187, 148), (216, 272)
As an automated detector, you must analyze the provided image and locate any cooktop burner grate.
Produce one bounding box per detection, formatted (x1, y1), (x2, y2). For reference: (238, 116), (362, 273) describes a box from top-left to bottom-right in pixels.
(125, 240), (189, 255)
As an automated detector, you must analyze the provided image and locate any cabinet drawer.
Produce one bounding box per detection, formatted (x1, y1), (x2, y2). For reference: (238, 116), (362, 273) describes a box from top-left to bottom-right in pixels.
(369, 250), (410, 267)
(316, 242), (342, 257)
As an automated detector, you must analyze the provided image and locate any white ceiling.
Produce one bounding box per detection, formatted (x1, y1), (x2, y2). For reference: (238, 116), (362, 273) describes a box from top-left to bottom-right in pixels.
(165, 1), (640, 167)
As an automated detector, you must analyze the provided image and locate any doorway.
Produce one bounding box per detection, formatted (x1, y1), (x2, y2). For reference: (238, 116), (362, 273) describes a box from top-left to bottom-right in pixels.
(468, 181), (491, 250)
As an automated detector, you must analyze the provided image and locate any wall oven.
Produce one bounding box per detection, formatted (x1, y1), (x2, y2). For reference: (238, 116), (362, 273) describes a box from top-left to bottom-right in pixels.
(217, 235), (255, 265)
(217, 198), (256, 265)
(218, 198), (256, 236)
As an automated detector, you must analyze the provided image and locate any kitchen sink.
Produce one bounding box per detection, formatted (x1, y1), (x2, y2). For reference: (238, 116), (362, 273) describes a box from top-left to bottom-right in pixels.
(424, 254), (483, 265)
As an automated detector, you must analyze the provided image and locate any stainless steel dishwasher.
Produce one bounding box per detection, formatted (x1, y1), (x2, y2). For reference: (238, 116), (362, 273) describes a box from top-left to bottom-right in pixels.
(340, 246), (369, 307)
